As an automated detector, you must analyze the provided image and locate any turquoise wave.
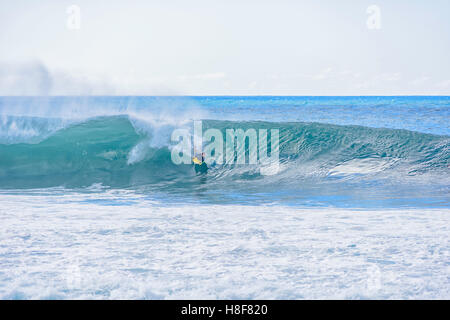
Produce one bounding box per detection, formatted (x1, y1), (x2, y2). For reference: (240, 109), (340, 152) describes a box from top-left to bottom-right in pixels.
(0, 115), (448, 190)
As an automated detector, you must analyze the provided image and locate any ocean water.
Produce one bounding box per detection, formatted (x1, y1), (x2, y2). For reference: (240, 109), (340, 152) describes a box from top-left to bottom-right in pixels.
(0, 96), (449, 299)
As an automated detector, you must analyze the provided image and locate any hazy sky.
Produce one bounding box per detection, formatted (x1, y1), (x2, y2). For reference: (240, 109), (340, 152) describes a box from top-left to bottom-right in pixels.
(0, 0), (449, 95)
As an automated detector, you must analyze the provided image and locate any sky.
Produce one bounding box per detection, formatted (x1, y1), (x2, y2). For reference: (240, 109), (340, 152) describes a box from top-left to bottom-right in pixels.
(0, 0), (449, 95)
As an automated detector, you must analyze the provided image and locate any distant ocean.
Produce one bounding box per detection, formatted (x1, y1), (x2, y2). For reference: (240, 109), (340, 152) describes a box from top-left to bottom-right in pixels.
(0, 96), (449, 299)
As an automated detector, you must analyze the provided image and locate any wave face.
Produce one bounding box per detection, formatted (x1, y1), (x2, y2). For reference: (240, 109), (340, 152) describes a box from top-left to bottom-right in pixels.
(0, 113), (448, 207)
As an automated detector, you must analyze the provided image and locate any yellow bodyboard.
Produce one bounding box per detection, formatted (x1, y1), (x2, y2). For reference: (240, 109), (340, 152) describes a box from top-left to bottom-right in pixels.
(192, 157), (202, 165)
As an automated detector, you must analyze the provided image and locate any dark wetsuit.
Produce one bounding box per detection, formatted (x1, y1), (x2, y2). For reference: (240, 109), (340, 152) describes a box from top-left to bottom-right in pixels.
(195, 154), (208, 174)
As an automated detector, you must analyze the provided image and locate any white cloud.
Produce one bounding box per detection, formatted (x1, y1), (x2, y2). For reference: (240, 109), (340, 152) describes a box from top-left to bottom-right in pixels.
(436, 79), (450, 89)
(410, 76), (431, 86)
(312, 67), (333, 80)
(354, 73), (402, 90)
(176, 73), (226, 81)
(0, 61), (53, 95)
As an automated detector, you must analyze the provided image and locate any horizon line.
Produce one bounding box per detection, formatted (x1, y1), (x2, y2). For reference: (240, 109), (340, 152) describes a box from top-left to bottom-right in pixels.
(0, 94), (449, 98)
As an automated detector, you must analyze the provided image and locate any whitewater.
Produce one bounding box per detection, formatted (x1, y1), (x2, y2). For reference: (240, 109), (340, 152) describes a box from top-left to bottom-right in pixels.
(0, 96), (449, 299)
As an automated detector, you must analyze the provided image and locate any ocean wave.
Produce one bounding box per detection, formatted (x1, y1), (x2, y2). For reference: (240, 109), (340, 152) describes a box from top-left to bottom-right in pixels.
(0, 115), (448, 191)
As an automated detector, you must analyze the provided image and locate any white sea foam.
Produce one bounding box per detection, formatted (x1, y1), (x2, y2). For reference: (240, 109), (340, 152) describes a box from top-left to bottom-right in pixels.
(0, 96), (207, 146)
(329, 157), (399, 176)
(0, 191), (448, 299)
